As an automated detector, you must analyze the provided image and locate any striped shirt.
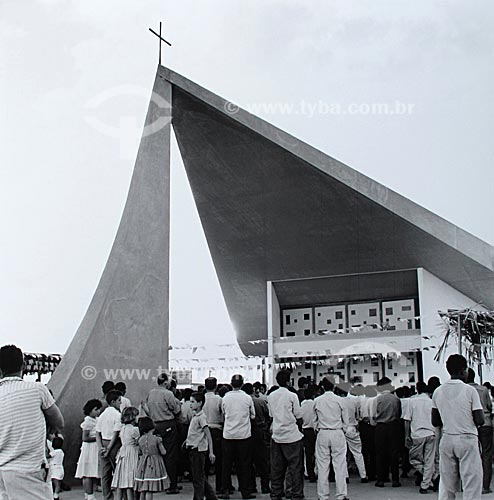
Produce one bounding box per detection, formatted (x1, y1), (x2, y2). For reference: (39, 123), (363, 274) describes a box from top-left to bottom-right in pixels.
(0, 377), (55, 472)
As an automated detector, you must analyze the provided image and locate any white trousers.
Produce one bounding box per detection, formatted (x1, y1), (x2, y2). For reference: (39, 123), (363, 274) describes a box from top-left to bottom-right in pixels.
(0, 469), (53, 500)
(316, 429), (347, 500)
(344, 425), (367, 479)
(409, 434), (437, 489)
(438, 434), (482, 500)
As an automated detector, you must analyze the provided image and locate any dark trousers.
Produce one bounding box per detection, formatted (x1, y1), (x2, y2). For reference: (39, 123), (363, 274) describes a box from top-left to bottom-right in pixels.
(359, 421), (376, 480)
(302, 428), (316, 481)
(375, 421), (400, 483)
(222, 438), (252, 497)
(99, 439), (120, 500)
(250, 426), (270, 491)
(270, 439), (304, 500)
(189, 448), (216, 500)
(208, 428), (224, 492)
(155, 420), (179, 489)
(479, 425), (493, 490)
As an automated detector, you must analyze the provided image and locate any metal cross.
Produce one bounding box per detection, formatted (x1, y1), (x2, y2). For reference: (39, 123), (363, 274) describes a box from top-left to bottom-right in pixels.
(149, 22), (172, 66)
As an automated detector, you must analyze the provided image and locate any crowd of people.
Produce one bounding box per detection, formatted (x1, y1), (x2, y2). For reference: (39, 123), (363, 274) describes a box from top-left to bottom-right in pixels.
(0, 343), (493, 500)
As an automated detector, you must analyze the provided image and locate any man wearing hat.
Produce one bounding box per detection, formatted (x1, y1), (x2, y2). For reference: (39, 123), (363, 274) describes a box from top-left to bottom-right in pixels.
(219, 374), (256, 500)
(373, 376), (402, 488)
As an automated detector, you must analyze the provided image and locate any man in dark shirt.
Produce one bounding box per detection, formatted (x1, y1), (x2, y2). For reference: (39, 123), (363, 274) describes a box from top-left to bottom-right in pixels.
(145, 373), (182, 494)
(373, 377), (402, 488)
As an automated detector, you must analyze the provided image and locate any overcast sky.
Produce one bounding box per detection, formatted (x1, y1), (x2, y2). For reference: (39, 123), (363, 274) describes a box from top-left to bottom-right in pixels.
(1, 1), (493, 356)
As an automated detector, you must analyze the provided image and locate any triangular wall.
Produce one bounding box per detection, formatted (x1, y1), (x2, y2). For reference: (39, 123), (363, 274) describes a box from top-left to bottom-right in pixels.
(48, 72), (172, 478)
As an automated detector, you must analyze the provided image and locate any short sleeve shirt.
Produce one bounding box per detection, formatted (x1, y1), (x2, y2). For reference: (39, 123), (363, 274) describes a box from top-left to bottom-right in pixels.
(268, 387), (304, 443)
(402, 393), (434, 439)
(95, 407), (122, 439)
(186, 410), (209, 452)
(0, 377), (55, 472)
(432, 379), (483, 435)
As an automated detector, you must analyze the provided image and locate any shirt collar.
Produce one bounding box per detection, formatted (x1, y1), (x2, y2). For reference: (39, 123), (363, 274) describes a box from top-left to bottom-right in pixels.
(0, 376), (23, 384)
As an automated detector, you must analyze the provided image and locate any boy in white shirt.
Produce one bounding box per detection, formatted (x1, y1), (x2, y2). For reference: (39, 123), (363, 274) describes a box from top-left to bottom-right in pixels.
(96, 390), (122, 500)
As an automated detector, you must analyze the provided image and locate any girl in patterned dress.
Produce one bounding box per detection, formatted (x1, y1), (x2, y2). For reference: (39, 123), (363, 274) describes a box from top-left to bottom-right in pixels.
(134, 417), (169, 499)
(75, 399), (103, 500)
(112, 407), (140, 500)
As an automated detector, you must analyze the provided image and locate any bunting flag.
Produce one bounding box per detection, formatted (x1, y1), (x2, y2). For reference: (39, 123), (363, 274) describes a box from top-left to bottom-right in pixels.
(24, 353), (62, 375)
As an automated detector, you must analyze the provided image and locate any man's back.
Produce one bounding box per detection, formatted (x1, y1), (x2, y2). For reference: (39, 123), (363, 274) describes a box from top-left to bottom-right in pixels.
(403, 393), (434, 438)
(432, 379), (482, 435)
(313, 391), (346, 430)
(222, 390), (254, 439)
(268, 386), (303, 443)
(0, 377), (55, 472)
(146, 386), (180, 422)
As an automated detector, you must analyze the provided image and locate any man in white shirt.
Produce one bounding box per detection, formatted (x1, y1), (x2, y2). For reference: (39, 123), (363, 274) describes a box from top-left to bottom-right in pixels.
(338, 384), (367, 482)
(203, 377), (224, 494)
(314, 377), (349, 500)
(96, 390), (122, 500)
(0, 345), (64, 500)
(467, 368), (493, 494)
(432, 354), (484, 500)
(219, 374), (255, 500)
(300, 387), (317, 483)
(403, 381), (437, 493)
(268, 370), (304, 500)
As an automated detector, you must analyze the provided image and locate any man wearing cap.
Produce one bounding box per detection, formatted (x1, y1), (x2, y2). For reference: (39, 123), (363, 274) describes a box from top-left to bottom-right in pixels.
(373, 376), (402, 488)
(219, 374), (256, 500)
(268, 370), (305, 500)
(145, 372), (182, 494)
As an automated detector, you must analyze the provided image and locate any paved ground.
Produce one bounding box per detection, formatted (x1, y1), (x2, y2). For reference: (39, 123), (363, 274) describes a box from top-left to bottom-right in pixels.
(60, 475), (494, 500)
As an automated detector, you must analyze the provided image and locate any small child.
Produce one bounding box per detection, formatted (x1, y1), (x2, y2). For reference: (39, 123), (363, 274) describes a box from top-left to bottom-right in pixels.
(75, 399), (103, 500)
(186, 392), (216, 500)
(50, 436), (65, 500)
(134, 417), (169, 500)
(112, 407), (140, 500)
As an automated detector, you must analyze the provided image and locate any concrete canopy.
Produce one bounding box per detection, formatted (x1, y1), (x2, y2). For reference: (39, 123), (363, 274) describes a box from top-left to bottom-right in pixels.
(160, 66), (494, 356)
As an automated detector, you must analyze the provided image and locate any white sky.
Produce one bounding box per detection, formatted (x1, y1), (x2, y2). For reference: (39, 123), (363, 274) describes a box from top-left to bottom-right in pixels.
(1, 1), (493, 356)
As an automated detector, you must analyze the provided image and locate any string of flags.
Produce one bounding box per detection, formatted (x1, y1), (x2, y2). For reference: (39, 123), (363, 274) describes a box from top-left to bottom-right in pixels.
(24, 353), (62, 375)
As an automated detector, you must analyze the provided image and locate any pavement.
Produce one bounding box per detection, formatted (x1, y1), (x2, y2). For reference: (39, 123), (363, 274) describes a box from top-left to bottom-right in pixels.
(59, 475), (494, 500)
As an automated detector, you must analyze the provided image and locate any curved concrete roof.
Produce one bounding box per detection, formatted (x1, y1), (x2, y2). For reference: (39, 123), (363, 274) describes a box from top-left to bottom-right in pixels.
(159, 65), (494, 355)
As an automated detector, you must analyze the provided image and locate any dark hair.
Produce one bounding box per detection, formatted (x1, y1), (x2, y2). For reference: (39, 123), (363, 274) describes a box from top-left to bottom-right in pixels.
(267, 385), (279, 395)
(466, 368), (476, 384)
(446, 354), (467, 376)
(52, 436), (64, 450)
(242, 383), (254, 395)
(276, 370), (291, 387)
(157, 373), (168, 385)
(218, 385), (231, 398)
(253, 381), (262, 390)
(83, 399), (103, 416)
(102, 381), (115, 395)
(427, 376), (441, 393)
(121, 406), (139, 424)
(182, 388), (193, 401)
(106, 390), (122, 405)
(231, 374), (244, 388)
(297, 377), (307, 389)
(205, 377), (217, 391)
(304, 387), (314, 400)
(115, 382), (127, 394)
(0, 345), (23, 375)
(139, 417), (155, 434)
(191, 392), (205, 405)
(321, 377), (335, 392)
(416, 381), (428, 394)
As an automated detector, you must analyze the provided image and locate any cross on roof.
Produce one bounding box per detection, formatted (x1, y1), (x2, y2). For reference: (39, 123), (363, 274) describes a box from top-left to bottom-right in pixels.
(149, 22), (172, 66)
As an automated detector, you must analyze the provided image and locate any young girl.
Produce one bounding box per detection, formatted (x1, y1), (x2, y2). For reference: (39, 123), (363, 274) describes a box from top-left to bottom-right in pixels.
(50, 436), (65, 500)
(186, 392), (216, 500)
(134, 417), (169, 500)
(75, 399), (103, 500)
(112, 407), (140, 500)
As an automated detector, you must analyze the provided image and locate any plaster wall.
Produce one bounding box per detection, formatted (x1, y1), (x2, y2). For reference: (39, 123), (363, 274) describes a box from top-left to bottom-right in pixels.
(418, 268), (492, 383)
